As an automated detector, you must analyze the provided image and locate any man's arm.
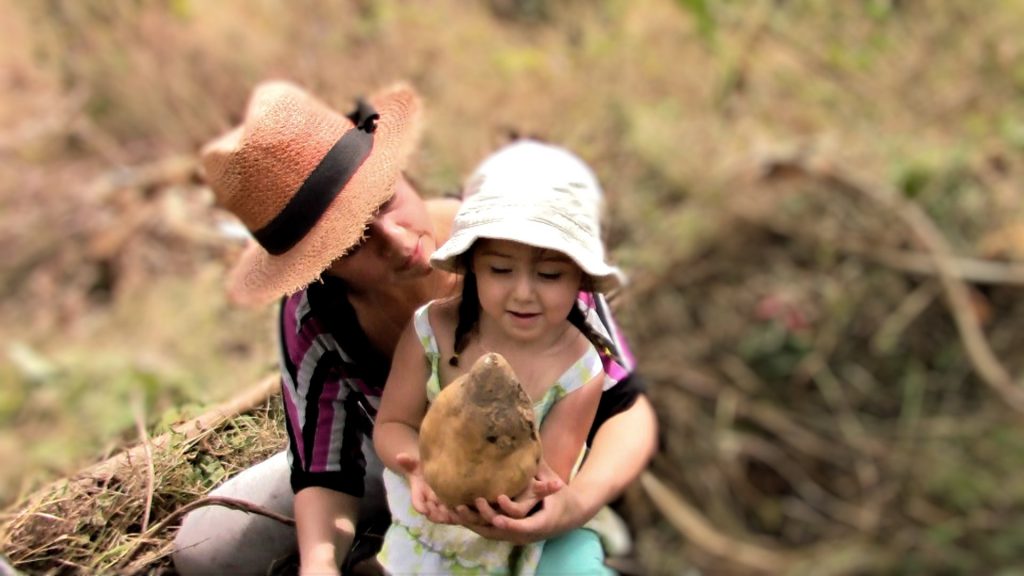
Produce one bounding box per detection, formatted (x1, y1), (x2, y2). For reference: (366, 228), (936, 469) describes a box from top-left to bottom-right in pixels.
(539, 372), (604, 484)
(294, 487), (359, 576)
(555, 393), (658, 519)
(278, 290), (373, 571)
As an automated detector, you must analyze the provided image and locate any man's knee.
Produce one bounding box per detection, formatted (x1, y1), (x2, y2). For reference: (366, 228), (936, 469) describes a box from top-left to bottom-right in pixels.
(172, 451), (296, 575)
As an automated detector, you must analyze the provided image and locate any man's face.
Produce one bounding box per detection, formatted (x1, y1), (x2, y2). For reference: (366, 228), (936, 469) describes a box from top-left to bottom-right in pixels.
(326, 175), (436, 288)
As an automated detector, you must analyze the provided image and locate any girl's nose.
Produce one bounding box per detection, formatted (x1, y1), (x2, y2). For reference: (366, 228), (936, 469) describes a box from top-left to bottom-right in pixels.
(512, 272), (535, 301)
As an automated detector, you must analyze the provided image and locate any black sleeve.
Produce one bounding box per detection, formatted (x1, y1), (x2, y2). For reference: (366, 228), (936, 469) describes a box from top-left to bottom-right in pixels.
(587, 372), (648, 446)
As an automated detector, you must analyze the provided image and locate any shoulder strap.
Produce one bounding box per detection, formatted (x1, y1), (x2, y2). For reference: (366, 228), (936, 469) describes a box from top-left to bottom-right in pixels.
(554, 342), (604, 394)
(412, 302), (440, 356)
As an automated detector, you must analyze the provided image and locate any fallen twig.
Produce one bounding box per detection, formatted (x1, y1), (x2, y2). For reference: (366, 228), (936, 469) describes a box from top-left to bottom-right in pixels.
(0, 89), (89, 153)
(730, 432), (877, 531)
(660, 364), (859, 465)
(131, 395), (156, 534)
(641, 471), (794, 574)
(732, 209), (1024, 286)
(871, 281), (941, 354)
(84, 155), (199, 203)
(844, 244), (1024, 286)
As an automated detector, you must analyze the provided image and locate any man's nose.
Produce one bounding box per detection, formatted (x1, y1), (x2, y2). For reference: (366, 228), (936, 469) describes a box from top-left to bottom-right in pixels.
(366, 215), (405, 254)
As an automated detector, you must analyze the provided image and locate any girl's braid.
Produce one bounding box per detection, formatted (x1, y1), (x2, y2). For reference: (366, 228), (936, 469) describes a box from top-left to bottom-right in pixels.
(449, 267), (480, 367)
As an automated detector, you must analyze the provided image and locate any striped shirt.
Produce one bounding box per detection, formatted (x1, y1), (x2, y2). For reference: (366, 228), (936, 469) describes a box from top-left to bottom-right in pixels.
(279, 276), (643, 496)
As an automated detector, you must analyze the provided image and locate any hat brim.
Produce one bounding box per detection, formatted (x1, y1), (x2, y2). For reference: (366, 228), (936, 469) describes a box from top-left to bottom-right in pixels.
(225, 84), (422, 306)
(430, 219), (625, 293)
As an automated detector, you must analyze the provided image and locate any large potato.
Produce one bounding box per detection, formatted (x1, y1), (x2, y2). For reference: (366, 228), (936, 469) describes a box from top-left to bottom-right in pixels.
(419, 352), (541, 508)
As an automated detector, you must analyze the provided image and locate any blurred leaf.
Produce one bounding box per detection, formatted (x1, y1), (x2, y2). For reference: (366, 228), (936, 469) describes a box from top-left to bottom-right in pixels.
(866, 0), (894, 21)
(676, 0), (715, 43)
(926, 519), (965, 547)
(6, 342), (58, 384)
(195, 454), (227, 487)
(168, 0), (192, 19)
(1000, 117), (1024, 151)
(493, 47), (548, 75)
(896, 162), (933, 200)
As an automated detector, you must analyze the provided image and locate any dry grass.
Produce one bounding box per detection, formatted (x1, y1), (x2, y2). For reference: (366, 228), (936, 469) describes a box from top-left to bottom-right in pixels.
(1, 381), (285, 574)
(4, 0), (1024, 574)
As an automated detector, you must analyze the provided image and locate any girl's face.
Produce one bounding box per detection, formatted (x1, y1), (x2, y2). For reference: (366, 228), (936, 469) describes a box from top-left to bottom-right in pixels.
(327, 174), (436, 288)
(472, 239), (583, 344)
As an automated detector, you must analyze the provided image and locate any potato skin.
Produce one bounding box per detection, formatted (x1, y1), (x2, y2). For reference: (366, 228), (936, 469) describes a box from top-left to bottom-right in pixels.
(419, 353), (542, 508)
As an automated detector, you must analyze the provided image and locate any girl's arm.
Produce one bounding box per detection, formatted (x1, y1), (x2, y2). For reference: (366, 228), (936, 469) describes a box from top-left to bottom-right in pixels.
(545, 393), (656, 521)
(373, 318), (455, 521)
(373, 319), (429, 474)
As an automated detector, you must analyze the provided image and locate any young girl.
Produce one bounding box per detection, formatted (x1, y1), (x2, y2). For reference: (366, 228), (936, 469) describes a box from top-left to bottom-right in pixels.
(373, 146), (626, 574)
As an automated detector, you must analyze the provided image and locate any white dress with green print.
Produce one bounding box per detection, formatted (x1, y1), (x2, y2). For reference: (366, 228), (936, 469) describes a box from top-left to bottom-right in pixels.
(377, 302), (602, 575)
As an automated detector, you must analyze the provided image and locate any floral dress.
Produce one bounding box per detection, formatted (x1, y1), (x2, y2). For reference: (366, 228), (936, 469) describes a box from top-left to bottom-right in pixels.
(377, 302), (603, 575)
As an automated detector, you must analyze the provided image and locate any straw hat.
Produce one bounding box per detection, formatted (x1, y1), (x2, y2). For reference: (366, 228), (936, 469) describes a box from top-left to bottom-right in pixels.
(201, 80), (422, 306)
(430, 140), (625, 293)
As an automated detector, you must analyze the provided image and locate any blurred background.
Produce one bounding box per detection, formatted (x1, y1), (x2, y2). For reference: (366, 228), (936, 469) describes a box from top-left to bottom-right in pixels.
(4, 0), (1024, 573)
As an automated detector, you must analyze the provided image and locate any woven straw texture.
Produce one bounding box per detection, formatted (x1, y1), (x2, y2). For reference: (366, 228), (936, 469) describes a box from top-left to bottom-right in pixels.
(200, 80), (422, 306)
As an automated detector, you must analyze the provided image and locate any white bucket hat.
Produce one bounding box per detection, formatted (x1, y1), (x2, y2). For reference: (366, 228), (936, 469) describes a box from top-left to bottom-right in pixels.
(462, 140), (604, 207)
(430, 140), (625, 293)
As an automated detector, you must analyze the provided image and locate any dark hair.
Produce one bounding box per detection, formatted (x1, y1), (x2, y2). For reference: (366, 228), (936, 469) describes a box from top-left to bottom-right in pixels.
(449, 268), (480, 366)
(448, 252), (611, 367)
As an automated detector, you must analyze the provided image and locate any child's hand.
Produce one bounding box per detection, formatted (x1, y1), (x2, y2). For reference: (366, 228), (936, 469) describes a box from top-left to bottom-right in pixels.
(396, 453), (455, 523)
(451, 459), (564, 527)
(498, 459), (565, 519)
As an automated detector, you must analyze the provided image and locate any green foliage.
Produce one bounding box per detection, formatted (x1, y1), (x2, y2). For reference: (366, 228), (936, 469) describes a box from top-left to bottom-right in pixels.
(738, 322), (813, 382)
(493, 47), (549, 75)
(191, 452), (227, 487)
(487, 0), (552, 23)
(866, 0), (895, 21)
(1001, 117), (1024, 151)
(166, 0), (192, 19)
(676, 0), (716, 43)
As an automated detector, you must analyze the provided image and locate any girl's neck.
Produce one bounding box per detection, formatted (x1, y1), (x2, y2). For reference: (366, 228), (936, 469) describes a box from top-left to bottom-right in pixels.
(475, 314), (576, 358)
(463, 315), (582, 402)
